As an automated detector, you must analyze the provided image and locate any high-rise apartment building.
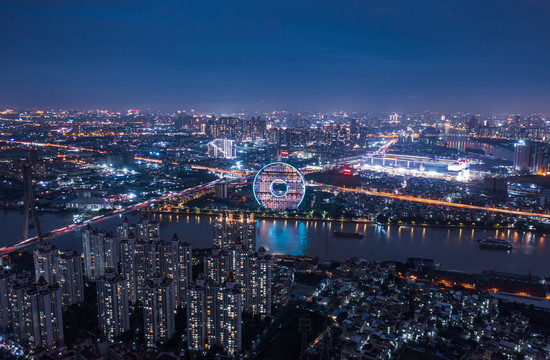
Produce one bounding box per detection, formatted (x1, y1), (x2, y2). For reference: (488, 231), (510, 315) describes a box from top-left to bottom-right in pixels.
(177, 238), (193, 307)
(187, 274), (242, 355)
(33, 243), (84, 307)
(81, 216), (197, 347)
(118, 231), (138, 303)
(204, 246), (230, 284)
(9, 274), (32, 344)
(104, 232), (118, 270)
(204, 280), (222, 349)
(134, 237), (148, 300)
(9, 275), (64, 351)
(116, 216), (133, 240)
(33, 242), (58, 284)
(86, 216), (192, 307)
(243, 247), (272, 316)
(0, 266), (16, 329)
(227, 238), (246, 285)
(143, 274), (176, 348)
(513, 144), (548, 175)
(222, 275), (242, 355)
(96, 268), (130, 341)
(136, 214), (160, 241)
(187, 274), (207, 351)
(82, 225), (106, 280)
(214, 213), (256, 252)
(55, 248), (85, 306)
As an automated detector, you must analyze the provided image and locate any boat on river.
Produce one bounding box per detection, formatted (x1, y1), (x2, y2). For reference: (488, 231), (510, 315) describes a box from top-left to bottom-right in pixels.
(334, 231), (364, 239)
(478, 237), (512, 251)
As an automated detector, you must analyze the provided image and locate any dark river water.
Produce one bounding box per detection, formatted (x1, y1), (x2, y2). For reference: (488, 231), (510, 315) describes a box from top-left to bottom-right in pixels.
(1, 210), (548, 277)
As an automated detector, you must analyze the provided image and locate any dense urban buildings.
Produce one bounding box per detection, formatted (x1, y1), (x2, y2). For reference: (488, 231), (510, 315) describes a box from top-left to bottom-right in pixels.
(0, 213), (273, 357)
(3, 109), (550, 359)
(186, 212), (273, 354)
(7, 274), (64, 353)
(4, 0), (550, 358)
(513, 143), (548, 175)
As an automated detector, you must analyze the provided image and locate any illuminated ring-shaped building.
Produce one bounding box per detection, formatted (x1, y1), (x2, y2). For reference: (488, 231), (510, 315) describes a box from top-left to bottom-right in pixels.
(253, 162), (306, 210)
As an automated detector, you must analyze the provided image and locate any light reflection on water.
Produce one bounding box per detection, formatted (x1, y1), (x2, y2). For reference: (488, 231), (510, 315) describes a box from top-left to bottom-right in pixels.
(1, 210), (549, 276)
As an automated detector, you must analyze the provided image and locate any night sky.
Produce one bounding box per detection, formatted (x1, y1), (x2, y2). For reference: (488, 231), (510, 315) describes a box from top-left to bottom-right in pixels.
(1, 0), (550, 113)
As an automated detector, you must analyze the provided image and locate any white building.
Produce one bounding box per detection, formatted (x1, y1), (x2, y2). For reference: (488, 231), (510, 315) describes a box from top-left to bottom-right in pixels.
(208, 138), (237, 159)
(65, 196), (107, 211)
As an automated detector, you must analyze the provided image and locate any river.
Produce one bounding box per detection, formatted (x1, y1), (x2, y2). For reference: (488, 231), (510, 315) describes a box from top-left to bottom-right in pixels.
(1, 209), (549, 276)
(436, 132), (515, 161)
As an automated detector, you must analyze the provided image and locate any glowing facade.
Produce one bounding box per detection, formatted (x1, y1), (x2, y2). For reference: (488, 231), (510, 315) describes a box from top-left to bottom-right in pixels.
(186, 274), (242, 355)
(208, 138), (237, 159)
(0, 266), (16, 329)
(55, 248), (85, 306)
(9, 275), (64, 351)
(252, 162), (306, 210)
(243, 247), (272, 316)
(214, 213), (256, 252)
(143, 275), (175, 348)
(33, 242), (58, 284)
(96, 268), (130, 341)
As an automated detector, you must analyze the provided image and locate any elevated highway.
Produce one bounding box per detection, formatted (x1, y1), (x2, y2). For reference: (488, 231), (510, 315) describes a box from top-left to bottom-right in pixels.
(311, 182), (550, 219)
(0, 179), (235, 256)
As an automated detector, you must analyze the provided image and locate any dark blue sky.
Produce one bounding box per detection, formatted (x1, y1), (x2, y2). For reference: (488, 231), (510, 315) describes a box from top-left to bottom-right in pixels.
(1, 0), (549, 113)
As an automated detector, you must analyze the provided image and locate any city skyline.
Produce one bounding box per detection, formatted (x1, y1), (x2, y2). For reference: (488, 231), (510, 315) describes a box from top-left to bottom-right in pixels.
(2, 1), (550, 113)
(3, 1), (550, 358)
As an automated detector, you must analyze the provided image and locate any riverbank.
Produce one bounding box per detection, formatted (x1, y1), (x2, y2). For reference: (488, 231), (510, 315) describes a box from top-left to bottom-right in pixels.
(2, 208), (550, 275)
(148, 208), (517, 232)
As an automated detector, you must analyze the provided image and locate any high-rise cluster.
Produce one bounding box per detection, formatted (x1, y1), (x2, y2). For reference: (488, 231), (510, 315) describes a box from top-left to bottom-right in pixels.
(187, 213), (272, 356)
(513, 143), (550, 175)
(83, 215), (192, 348)
(1, 212), (272, 357)
(187, 274), (242, 355)
(0, 270), (64, 353)
(0, 242), (83, 354)
(34, 243), (85, 307)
